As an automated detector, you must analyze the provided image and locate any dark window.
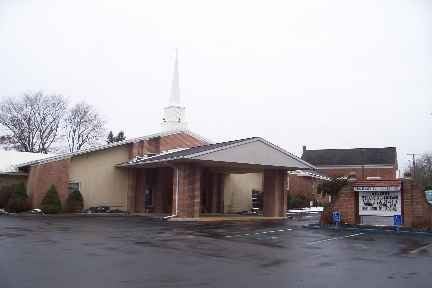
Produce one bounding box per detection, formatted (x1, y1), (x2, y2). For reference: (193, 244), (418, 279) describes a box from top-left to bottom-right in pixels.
(145, 188), (153, 208)
(68, 182), (80, 194)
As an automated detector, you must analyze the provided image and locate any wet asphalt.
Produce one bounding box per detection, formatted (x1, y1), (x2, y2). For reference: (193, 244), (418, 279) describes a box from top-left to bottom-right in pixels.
(1, 215), (431, 288)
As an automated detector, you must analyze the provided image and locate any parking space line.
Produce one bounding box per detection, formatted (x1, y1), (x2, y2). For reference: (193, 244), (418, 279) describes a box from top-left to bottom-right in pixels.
(408, 242), (432, 254)
(224, 227), (294, 239)
(307, 232), (365, 245)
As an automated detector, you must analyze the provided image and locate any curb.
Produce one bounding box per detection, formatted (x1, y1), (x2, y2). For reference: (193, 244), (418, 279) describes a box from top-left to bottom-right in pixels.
(303, 223), (432, 236)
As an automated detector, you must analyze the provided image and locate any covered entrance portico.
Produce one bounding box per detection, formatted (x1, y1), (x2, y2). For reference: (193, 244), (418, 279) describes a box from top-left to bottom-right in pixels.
(120, 137), (315, 219)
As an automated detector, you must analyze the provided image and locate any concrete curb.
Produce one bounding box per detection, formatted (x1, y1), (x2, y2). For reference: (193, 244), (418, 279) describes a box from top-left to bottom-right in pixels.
(303, 223), (432, 236)
(168, 216), (287, 222)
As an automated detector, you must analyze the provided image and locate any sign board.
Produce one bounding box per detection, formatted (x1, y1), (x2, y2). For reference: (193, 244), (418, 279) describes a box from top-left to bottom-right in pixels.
(332, 211), (341, 224)
(393, 215), (402, 226)
(358, 190), (401, 217)
(354, 186), (401, 192)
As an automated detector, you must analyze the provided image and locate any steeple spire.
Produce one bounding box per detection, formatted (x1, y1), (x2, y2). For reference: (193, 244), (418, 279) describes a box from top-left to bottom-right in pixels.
(161, 49), (187, 132)
(169, 49), (180, 106)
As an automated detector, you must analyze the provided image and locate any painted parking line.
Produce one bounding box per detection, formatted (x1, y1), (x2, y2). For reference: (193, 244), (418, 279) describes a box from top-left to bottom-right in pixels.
(408, 242), (432, 254)
(307, 232), (365, 245)
(224, 227), (294, 239)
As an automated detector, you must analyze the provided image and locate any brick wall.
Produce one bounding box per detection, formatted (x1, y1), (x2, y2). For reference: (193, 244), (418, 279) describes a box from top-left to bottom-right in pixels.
(27, 159), (70, 208)
(402, 179), (432, 228)
(0, 174), (27, 191)
(128, 133), (207, 159)
(200, 169), (224, 214)
(128, 137), (161, 158)
(322, 179), (432, 228)
(172, 164), (202, 218)
(154, 167), (173, 214)
(327, 185), (358, 224)
(319, 167), (396, 180)
(288, 175), (328, 205)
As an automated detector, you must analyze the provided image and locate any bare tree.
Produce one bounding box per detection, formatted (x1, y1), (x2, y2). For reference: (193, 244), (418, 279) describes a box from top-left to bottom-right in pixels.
(64, 102), (105, 152)
(0, 92), (66, 153)
(413, 153), (432, 188)
(0, 134), (19, 150)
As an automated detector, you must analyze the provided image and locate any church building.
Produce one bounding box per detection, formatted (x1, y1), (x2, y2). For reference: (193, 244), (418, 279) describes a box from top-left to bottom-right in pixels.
(17, 52), (314, 219)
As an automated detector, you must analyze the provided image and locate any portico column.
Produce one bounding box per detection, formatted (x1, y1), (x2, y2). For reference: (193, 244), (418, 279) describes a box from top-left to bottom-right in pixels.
(172, 164), (202, 218)
(263, 169), (288, 217)
(210, 173), (224, 213)
(127, 169), (136, 212)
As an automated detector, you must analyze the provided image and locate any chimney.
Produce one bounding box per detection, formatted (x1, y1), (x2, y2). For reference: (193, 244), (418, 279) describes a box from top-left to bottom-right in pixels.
(302, 145), (307, 154)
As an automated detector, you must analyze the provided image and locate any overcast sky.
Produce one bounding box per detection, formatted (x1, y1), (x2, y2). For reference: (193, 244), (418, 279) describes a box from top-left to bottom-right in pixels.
(1, 0), (431, 170)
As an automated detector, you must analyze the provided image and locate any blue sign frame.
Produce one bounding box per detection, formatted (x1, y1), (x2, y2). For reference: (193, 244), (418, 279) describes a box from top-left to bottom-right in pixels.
(332, 211), (341, 224)
(393, 214), (402, 226)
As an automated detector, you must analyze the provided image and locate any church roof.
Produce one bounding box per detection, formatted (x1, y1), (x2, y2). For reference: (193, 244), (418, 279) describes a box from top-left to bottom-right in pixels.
(120, 137), (315, 170)
(301, 147), (397, 166)
(16, 130), (209, 168)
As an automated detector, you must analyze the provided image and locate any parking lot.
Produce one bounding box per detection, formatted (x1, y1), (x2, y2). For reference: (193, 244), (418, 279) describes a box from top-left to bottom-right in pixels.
(1, 216), (431, 288)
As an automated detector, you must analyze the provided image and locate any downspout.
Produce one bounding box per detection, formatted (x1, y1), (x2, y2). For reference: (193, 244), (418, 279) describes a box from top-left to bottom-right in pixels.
(163, 166), (179, 220)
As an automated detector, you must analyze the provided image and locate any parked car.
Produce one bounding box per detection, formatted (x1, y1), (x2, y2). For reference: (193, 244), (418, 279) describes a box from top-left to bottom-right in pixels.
(425, 190), (432, 205)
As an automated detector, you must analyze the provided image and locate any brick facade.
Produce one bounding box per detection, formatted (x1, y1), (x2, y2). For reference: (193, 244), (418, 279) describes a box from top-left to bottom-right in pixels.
(319, 167), (396, 180)
(200, 169), (224, 214)
(322, 179), (432, 229)
(323, 185), (358, 225)
(128, 133), (207, 159)
(27, 159), (70, 208)
(288, 175), (328, 204)
(402, 180), (432, 228)
(0, 174), (27, 191)
(172, 164), (202, 218)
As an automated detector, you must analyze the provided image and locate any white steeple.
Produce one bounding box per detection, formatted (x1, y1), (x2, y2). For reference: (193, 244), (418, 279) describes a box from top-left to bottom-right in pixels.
(169, 49), (180, 106)
(161, 49), (187, 132)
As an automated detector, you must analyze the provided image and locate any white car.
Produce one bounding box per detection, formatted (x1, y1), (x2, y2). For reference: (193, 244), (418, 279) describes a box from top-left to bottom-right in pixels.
(425, 190), (432, 205)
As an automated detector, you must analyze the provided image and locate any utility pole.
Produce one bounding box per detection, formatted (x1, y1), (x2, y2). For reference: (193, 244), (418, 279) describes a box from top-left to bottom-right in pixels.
(407, 153), (417, 179)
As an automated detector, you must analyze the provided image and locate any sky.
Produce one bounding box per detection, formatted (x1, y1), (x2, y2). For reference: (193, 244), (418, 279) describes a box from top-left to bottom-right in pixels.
(0, 0), (431, 171)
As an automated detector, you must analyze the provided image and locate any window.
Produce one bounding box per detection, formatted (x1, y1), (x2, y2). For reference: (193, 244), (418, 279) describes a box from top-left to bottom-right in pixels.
(68, 182), (80, 194)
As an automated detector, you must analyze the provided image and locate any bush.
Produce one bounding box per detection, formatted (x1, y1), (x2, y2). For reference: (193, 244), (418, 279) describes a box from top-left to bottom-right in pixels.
(6, 182), (29, 213)
(0, 185), (14, 208)
(65, 190), (83, 212)
(40, 185), (62, 214)
(288, 195), (310, 209)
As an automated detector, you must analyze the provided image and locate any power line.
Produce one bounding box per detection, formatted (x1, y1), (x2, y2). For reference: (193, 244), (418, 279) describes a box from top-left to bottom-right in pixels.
(407, 153), (418, 179)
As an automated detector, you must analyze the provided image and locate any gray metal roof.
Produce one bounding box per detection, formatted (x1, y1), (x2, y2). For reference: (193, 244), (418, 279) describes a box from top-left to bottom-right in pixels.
(120, 137), (315, 170)
(302, 147), (397, 166)
(16, 129), (209, 168)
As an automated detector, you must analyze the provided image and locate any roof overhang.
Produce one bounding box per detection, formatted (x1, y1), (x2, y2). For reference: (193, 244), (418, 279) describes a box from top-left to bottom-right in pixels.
(119, 137), (316, 171)
(15, 129), (210, 168)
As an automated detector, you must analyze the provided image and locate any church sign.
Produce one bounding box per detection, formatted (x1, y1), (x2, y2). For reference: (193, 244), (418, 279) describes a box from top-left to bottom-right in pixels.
(354, 185), (401, 217)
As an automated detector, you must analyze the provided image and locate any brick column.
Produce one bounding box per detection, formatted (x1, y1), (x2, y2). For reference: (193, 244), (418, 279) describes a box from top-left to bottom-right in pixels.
(127, 169), (136, 212)
(172, 164), (202, 218)
(263, 169), (287, 217)
(210, 173), (225, 213)
(135, 169), (146, 213)
(154, 167), (173, 213)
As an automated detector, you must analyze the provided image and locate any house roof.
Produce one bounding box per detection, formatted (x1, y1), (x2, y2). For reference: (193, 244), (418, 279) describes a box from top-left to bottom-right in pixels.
(16, 129), (209, 168)
(301, 147), (397, 167)
(0, 150), (55, 174)
(120, 137), (315, 170)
